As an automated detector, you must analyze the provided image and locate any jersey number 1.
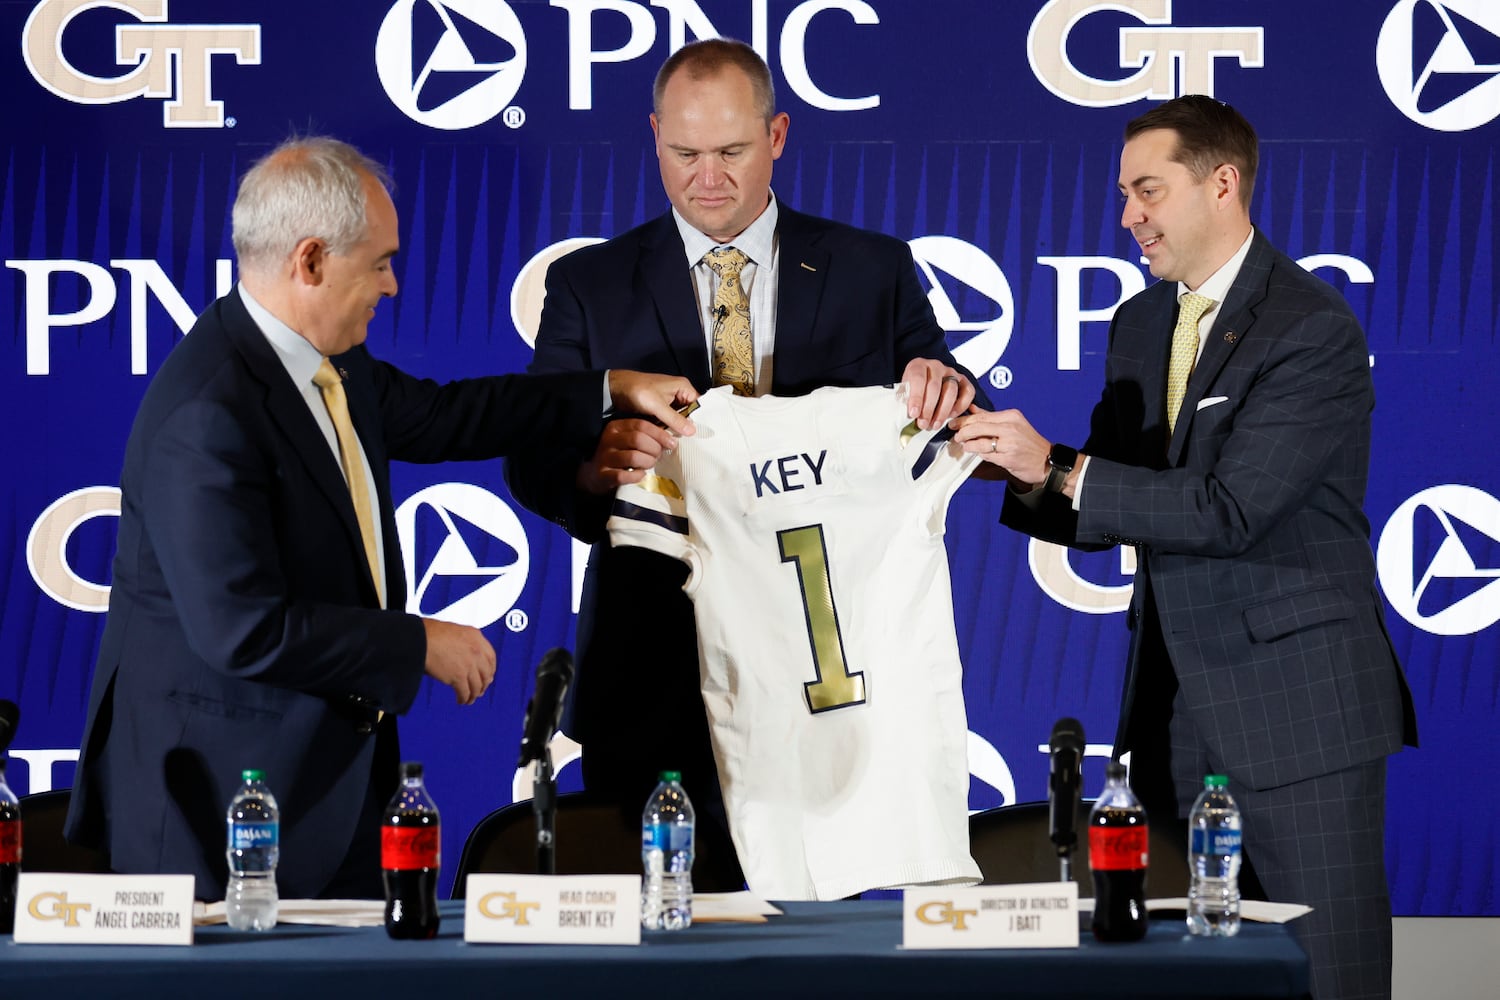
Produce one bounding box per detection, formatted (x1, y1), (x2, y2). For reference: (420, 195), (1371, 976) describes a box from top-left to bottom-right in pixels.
(777, 524), (866, 713)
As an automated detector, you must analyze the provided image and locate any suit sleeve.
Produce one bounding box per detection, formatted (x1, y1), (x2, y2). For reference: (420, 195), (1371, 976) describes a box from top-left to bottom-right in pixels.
(137, 394), (426, 711)
(1076, 306), (1373, 557)
(503, 258), (616, 542)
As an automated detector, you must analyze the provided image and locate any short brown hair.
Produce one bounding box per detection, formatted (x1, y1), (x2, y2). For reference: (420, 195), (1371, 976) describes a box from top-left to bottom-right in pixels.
(652, 38), (776, 124)
(1124, 95), (1258, 210)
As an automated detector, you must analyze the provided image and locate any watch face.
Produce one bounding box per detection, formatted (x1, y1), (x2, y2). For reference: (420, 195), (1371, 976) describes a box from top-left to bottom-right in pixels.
(1049, 445), (1078, 472)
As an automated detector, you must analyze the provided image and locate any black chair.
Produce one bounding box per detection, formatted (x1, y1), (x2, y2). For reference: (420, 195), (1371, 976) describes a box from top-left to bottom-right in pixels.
(968, 800), (1190, 898)
(452, 791), (746, 899)
(17, 788), (113, 874)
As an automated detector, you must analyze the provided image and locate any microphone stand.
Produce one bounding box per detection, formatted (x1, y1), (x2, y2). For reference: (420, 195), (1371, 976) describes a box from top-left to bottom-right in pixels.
(532, 743), (557, 875)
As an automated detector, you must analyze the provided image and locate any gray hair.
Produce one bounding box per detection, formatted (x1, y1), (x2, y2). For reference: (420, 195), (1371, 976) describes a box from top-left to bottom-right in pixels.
(231, 137), (391, 273)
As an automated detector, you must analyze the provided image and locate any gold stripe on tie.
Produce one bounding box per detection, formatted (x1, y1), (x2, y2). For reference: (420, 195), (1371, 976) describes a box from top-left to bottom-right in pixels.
(313, 358), (383, 601)
(1166, 292), (1215, 434)
(703, 247), (754, 396)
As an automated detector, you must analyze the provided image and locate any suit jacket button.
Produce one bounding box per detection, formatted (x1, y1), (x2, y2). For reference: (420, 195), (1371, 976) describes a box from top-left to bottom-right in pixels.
(356, 721), (373, 735)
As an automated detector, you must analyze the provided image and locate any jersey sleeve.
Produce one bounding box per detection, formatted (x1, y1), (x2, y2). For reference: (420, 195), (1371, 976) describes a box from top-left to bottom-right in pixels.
(893, 389), (981, 537)
(606, 449), (695, 566)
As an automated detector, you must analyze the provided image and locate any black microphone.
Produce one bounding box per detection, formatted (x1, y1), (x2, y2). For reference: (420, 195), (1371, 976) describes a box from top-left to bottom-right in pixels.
(1048, 717), (1085, 857)
(0, 700), (18, 754)
(517, 649), (573, 767)
(715, 304), (729, 320)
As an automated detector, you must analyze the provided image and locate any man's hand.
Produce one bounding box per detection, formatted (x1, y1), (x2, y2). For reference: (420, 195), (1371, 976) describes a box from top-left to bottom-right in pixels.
(948, 406), (1053, 489)
(421, 618), (496, 705)
(902, 358), (976, 430)
(607, 370), (699, 438)
(577, 417), (683, 495)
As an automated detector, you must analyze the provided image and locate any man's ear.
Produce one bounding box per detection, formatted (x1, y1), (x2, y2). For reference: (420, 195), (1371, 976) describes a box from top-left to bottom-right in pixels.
(292, 237), (326, 286)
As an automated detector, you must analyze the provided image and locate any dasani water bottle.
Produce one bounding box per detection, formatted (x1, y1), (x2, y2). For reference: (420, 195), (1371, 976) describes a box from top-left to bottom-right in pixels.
(225, 769), (279, 931)
(1187, 774), (1242, 937)
(641, 770), (694, 931)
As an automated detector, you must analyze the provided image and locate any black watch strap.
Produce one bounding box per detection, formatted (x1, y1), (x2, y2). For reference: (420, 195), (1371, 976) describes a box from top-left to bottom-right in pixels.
(1044, 444), (1077, 494)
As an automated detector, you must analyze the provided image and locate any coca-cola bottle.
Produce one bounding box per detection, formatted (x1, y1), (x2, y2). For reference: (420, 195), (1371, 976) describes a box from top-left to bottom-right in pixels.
(1088, 760), (1149, 942)
(381, 761), (441, 939)
(0, 762), (18, 935)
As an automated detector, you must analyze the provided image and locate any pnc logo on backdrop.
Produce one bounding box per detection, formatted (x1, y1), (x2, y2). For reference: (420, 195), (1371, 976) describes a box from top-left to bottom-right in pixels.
(1027, 0), (1263, 107)
(1376, 0), (1500, 131)
(21, 0), (261, 127)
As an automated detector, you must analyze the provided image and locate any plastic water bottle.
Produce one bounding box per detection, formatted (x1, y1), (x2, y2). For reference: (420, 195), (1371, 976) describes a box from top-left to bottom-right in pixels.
(1187, 774), (1242, 937)
(225, 769), (279, 931)
(641, 770), (694, 931)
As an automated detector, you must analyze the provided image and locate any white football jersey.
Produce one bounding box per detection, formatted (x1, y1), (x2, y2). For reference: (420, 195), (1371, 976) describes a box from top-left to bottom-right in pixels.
(608, 385), (982, 900)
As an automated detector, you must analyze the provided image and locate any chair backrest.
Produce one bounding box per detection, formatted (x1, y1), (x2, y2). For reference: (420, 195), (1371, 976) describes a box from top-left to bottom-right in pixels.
(968, 800), (1190, 898)
(18, 788), (113, 874)
(451, 792), (642, 899)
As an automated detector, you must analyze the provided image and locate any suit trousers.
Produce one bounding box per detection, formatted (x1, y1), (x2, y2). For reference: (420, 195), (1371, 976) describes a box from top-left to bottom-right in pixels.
(1164, 692), (1393, 1000)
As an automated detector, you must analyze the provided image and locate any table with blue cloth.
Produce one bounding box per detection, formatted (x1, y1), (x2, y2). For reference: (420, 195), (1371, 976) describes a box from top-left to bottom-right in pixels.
(0, 900), (1309, 998)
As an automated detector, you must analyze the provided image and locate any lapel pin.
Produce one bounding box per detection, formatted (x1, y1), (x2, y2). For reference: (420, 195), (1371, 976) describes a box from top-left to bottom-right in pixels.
(799, 262), (817, 272)
(1223, 332), (1237, 343)
(339, 367), (350, 380)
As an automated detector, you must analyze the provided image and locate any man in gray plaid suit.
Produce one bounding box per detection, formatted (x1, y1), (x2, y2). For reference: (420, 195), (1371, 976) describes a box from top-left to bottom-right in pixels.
(952, 96), (1417, 1000)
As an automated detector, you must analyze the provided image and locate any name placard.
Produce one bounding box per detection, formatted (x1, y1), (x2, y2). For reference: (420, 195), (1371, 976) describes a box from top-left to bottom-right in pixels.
(903, 882), (1079, 950)
(12, 873), (196, 945)
(463, 873), (640, 945)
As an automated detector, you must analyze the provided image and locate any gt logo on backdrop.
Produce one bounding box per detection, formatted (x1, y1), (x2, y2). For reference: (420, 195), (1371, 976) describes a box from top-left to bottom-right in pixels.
(1027, 0), (1262, 107)
(1377, 485), (1500, 636)
(1377, 0), (1500, 131)
(22, 0), (261, 127)
(395, 483), (531, 629)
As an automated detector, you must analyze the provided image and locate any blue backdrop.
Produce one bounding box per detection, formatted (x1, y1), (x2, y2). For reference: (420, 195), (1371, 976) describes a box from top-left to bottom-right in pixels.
(3, 0), (1496, 913)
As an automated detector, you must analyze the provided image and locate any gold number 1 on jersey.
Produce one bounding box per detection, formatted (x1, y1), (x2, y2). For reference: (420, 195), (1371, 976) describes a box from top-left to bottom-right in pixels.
(777, 524), (867, 713)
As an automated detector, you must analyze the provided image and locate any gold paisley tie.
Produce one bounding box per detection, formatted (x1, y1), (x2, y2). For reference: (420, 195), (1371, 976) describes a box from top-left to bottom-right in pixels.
(703, 247), (754, 396)
(313, 358), (383, 602)
(1166, 292), (1215, 434)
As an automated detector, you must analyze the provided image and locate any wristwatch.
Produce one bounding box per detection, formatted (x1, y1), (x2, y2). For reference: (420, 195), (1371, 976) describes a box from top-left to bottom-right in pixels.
(1044, 443), (1078, 494)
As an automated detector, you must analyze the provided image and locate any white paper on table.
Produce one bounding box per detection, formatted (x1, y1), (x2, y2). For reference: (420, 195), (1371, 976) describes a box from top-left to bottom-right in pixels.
(194, 898), (386, 927)
(690, 891), (783, 923)
(1075, 897), (1312, 923)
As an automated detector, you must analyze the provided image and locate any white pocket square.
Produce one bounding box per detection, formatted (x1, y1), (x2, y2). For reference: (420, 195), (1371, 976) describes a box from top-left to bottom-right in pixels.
(1196, 396), (1230, 411)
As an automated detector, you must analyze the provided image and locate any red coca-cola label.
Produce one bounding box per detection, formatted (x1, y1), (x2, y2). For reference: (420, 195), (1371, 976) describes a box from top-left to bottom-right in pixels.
(381, 825), (439, 870)
(0, 819), (20, 864)
(1089, 826), (1148, 871)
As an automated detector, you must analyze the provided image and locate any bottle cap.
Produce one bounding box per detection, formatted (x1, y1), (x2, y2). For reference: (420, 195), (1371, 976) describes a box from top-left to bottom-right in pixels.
(399, 761), (423, 779)
(1105, 760), (1127, 780)
(659, 770), (681, 783)
(1205, 774), (1228, 788)
(241, 769), (264, 782)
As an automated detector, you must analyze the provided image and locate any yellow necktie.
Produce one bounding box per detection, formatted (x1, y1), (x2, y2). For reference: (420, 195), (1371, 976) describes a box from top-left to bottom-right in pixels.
(313, 359), (383, 601)
(1166, 292), (1215, 433)
(703, 247), (754, 396)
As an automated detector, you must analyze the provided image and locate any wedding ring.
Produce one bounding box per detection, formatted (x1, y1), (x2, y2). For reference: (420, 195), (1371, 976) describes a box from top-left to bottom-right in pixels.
(990, 438), (998, 453)
(941, 375), (962, 386)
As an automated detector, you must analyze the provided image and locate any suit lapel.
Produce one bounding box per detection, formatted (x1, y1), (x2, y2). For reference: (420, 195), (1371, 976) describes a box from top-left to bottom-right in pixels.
(770, 208), (831, 391)
(639, 215), (713, 387)
(1165, 232), (1272, 464)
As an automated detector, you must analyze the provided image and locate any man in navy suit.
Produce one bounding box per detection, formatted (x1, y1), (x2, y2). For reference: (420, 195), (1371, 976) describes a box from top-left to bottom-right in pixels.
(504, 39), (984, 888)
(64, 137), (697, 900)
(953, 97), (1416, 999)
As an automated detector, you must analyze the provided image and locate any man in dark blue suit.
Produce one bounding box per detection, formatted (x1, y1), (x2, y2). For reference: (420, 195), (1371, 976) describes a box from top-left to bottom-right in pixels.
(504, 39), (984, 888)
(953, 98), (1416, 999)
(64, 137), (697, 900)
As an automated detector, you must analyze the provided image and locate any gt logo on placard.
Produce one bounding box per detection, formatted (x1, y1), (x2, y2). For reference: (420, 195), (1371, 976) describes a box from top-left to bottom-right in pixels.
(477, 891), (542, 925)
(28, 892), (92, 926)
(916, 900), (978, 931)
(21, 0), (261, 127)
(1027, 0), (1263, 107)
